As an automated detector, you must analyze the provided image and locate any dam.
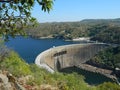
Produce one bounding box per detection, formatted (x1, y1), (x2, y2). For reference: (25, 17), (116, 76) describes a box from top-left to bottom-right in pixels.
(35, 43), (109, 73)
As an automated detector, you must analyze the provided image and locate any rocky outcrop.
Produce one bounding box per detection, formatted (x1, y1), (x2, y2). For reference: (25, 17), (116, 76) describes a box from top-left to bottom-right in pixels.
(0, 70), (25, 90)
(0, 70), (59, 90)
(0, 73), (12, 90)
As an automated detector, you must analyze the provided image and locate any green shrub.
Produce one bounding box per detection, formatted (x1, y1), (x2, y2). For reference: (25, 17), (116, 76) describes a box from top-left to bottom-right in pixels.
(0, 51), (32, 77)
(97, 82), (120, 90)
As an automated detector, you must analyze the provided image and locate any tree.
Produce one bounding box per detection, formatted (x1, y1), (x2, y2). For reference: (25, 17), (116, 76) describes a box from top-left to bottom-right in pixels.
(0, 0), (54, 40)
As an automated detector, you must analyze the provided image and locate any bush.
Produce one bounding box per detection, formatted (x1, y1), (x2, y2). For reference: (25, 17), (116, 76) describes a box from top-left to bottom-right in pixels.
(97, 82), (120, 90)
(0, 51), (32, 77)
(0, 41), (10, 61)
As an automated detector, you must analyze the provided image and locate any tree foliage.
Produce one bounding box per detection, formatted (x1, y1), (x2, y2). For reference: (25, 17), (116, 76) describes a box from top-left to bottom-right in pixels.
(91, 26), (120, 44)
(97, 82), (120, 90)
(90, 46), (120, 70)
(25, 18), (120, 44)
(0, 0), (54, 40)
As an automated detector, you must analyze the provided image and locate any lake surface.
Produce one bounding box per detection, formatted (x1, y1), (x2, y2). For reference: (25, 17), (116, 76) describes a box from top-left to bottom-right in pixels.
(5, 36), (115, 85)
(5, 36), (81, 63)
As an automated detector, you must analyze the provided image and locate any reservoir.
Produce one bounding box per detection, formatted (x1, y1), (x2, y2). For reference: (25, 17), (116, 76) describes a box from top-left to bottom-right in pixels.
(5, 36), (114, 85)
(5, 36), (81, 63)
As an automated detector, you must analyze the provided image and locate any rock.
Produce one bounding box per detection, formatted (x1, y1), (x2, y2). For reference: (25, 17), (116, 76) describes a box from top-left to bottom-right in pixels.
(7, 73), (26, 90)
(0, 74), (12, 90)
(40, 84), (58, 90)
(18, 75), (34, 85)
(0, 71), (26, 90)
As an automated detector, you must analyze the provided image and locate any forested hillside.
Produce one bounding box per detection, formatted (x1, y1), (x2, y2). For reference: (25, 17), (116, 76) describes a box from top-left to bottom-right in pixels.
(89, 46), (120, 69)
(26, 18), (120, 44)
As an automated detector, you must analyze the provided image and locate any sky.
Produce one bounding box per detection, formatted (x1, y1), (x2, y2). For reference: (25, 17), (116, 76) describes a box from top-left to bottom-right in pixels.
(32, 0), (120, 23)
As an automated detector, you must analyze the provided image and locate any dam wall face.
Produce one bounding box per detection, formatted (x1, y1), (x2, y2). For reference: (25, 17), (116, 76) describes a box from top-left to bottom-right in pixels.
(35, 43), (108, 71)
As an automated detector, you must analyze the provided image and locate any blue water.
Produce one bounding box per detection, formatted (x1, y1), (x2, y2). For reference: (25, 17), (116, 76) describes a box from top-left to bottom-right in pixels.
(5, 36), (80, 63)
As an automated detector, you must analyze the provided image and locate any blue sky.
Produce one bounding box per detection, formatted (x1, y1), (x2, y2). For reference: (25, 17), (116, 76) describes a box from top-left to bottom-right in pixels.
(32, 0), (120, 22)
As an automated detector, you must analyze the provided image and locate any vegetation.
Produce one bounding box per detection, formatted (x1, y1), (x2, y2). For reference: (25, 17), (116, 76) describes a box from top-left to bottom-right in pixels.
(0, 40), (10, 61)
(91, 26), (120, 44)
(97, 82), (120, 90)
(25, 18), (120, 44)
(0, 0), (54, 40)
(90, 46), (120, 70)
(0, 51), (32, 77)
(25, 21), (92, 39)
(0, 44), (119, 89)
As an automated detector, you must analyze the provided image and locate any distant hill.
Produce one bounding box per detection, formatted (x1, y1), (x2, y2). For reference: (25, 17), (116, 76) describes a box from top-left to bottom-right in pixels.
(25, 18), (120, 44)
(81, 18), (120, 23)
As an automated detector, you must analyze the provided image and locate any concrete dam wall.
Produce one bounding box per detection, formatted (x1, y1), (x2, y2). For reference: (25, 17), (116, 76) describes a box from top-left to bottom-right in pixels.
(35, 43), (108, 72)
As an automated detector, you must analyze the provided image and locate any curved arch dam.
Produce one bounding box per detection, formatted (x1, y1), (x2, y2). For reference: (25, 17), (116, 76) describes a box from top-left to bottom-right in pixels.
(35, 43), (117, 80)
(35, 43), (108, 72)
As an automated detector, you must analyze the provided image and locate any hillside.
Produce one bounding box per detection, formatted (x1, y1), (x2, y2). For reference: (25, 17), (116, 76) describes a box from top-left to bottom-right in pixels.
(0, 43), (120, 90)
(25, 18), (120, 44)
(89, 46), (120, 72)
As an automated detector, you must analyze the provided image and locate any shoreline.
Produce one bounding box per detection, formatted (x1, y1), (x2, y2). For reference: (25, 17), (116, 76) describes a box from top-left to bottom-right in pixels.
(11, 35), (97, 43)
(77, 63), (117, 80)
(77, 63), (120, 84)
(30, 36), (94, 42)
(72, 37), (90, 41)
